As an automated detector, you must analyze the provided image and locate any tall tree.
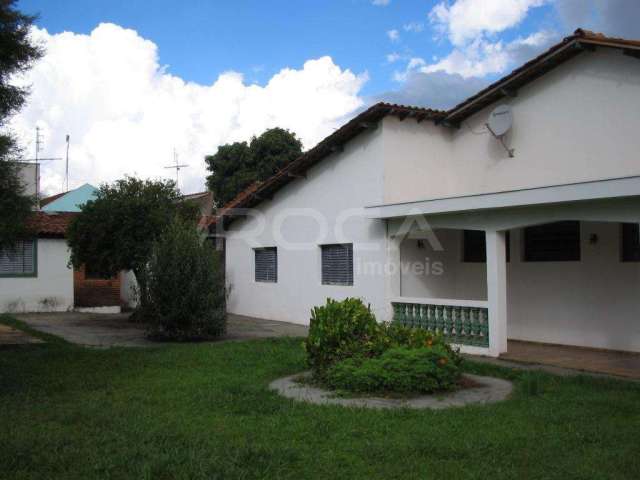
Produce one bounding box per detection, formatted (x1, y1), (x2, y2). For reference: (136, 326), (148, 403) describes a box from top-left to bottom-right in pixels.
(66, 177), (195, 314)
(206, 127), (302, 206)
(0, 0), (43, 249)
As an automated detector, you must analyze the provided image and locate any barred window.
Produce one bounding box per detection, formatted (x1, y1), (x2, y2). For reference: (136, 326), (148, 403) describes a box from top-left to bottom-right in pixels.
(524, 221), (580, 262)
(255, 247), (277, 282)
(0, 240), (36, 276)
(462, 230), (510, 263)
(621, 223), (640, 262)
(321, 243), (353, 286)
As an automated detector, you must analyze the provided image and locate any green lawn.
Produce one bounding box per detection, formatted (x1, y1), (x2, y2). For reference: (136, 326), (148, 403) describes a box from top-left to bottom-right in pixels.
(1, 315), (639, 480)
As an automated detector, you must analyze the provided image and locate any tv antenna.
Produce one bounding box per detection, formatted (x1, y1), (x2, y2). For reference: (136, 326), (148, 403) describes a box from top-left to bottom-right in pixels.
(24, 126), (63, 203)
(164, 148), (189, 190)
(64, 134), (70, 192)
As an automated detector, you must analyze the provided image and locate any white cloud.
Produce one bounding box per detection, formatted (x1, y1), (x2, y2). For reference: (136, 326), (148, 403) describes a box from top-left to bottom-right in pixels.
(403, 22), (425, 33)
(372, 0), (391, 5)
(421, 30), (557, 78)
(429, 0), (548, 46)
(10, 24), (367, 195)
(386, 52), (402, 63)
(387, 29), (400, 42)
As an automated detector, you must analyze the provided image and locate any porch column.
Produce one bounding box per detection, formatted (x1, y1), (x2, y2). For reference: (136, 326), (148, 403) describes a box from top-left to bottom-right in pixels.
(385, 229), (402, 322)
(486, 230), (508, 356)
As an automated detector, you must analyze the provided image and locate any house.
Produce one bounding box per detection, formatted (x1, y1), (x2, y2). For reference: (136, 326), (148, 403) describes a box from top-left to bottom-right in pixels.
(213, 30), (640, 358)
(0, 179), (123, 313)
(40, 184), (128, 312)
(0, 210), (76, 313)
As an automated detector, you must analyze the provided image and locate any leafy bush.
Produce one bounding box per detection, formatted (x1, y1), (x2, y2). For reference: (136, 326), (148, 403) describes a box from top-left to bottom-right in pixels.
(326, 346), (461, 394)
(304, 298), (380, 379)
(304, 297), (463, 393)
(145, 218), (226, 340)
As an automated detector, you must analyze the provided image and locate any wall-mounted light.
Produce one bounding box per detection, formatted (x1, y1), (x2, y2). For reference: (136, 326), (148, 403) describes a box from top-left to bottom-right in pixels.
(417, 240), (425, 249)
(589, 234), (598, 245)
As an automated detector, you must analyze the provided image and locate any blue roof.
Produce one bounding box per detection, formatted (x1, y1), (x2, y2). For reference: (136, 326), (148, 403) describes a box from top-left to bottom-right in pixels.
(42, 183), (99, 212)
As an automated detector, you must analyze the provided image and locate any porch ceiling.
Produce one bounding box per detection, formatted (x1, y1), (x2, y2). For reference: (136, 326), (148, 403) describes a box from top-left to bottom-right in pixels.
(366, 175), (640, 220)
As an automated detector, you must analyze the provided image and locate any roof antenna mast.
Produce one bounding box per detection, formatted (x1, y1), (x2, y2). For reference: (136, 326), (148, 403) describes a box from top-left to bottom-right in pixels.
(65, 134), (70, 192)
(164, 148), (189, 191)
(25, 126), (63, 204)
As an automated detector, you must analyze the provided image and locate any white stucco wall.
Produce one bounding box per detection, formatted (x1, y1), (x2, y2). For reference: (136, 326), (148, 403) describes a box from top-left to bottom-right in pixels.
(17, 162), (38, 198)
(383, 48), (640, 205)
(0, 238), (74, 313)
(399, 222), (640, 352)
(225, 127), (389, 325)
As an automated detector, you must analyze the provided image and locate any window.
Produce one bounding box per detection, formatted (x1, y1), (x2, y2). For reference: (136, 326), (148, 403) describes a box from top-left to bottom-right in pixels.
(255, 247), (277, 282)
(0, 239), (36, 276)
(321, 243), (353, 286)
(622, 223), (640, 262)
(462, 230), (510, 263)
(524, 221), (580, 262)
(463, 230), (486, 263)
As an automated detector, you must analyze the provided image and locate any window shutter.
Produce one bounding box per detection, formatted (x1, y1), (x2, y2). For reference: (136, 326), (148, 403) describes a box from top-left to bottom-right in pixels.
(0, 240), (36, 275)
(255, 247), (277, 282)
(321, 243), (353, 286)
(524, 221), (580, 262)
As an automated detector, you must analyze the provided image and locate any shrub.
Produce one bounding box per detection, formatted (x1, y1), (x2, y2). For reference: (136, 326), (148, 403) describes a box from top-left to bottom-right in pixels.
(145, 218), (226, 340)
(304, 298), (380, 379)
(326, 346), (461, 394)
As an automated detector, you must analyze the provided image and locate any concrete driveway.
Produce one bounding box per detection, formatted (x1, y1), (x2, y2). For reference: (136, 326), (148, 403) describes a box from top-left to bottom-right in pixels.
(14, 312), (308, 348)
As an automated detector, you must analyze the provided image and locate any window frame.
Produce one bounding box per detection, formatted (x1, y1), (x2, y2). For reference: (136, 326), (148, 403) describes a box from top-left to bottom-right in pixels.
(0, 238), (38, 278)
(523, 221), (581, 263)
(254, 246), (278, 283)
(320, 243), (354, 286)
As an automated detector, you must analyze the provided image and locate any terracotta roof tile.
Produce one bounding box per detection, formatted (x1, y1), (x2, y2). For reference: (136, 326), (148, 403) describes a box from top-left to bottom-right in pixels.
(26, 211), (77, 238)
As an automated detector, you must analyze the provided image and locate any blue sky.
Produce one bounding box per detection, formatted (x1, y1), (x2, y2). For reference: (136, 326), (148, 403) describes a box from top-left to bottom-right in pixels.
(19, 0), (559, 95)
(11, 1), (640, 194)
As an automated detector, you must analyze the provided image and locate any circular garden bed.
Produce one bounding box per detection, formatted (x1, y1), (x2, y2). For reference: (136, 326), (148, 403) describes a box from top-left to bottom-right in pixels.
(270, 371), (513, 410)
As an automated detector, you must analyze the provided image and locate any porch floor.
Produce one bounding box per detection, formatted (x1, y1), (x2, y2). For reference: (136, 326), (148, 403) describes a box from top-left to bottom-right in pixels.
(501, 340), (640, 379)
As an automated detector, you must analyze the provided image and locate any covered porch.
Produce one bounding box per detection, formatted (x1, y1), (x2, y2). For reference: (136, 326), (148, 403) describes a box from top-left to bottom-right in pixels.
(368, 177), (640, 360)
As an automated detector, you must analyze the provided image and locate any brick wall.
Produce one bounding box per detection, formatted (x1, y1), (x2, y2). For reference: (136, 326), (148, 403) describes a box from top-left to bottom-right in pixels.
(73, 266), (122, 307)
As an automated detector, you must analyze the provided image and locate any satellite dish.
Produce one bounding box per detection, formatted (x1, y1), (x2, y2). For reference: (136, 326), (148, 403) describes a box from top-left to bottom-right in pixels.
(487, 104), (512, 137)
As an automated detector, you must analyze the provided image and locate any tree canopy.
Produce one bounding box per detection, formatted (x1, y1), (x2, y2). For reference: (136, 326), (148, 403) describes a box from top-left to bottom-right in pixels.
(205, 127), (302, 206)
(66, 177), (196, 283)
(0, 0), (43, 249)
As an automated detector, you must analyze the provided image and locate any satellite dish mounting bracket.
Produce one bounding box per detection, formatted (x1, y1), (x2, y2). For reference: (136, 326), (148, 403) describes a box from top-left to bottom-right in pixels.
(485, 123), (515, 158)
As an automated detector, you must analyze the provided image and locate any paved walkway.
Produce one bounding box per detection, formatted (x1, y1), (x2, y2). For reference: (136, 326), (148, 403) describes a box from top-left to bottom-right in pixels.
(465, 340), (640, 381)
(501, 340), (640, 380)
(13, 312), (308, 348)
(0, 324), (43, 346)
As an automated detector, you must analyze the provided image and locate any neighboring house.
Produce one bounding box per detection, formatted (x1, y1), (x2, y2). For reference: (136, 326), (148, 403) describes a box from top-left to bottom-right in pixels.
(0, 211), (75, 313)
(41, 183), (98, 212)
(40, 184), (125, 311)
(0, 180), (123, 313)
(213, 30), (640, 357)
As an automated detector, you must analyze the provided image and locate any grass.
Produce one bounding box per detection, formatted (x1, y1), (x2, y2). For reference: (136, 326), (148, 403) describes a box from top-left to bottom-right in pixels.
(1, 314), (639, 479)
